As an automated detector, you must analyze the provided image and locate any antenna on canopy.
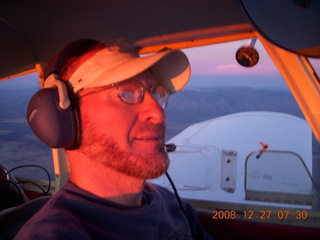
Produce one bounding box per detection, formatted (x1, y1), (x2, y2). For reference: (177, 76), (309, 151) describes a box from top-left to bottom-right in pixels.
(256, 141), (269, 159)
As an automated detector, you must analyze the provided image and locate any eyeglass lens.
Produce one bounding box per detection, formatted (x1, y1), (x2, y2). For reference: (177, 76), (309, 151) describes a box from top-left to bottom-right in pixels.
(117, 81), (168, 108)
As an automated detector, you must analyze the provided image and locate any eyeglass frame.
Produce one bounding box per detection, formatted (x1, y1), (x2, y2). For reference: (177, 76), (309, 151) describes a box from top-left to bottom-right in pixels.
(77, 80), (170, 109)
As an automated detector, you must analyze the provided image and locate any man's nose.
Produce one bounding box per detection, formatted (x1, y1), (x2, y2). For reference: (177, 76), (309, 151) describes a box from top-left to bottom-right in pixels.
(138, 91), (166, 124)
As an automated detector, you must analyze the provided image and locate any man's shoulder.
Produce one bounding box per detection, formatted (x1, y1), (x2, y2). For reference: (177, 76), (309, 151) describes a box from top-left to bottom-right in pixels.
(14, 183), (88, 239)
(14, 215), (86, 240)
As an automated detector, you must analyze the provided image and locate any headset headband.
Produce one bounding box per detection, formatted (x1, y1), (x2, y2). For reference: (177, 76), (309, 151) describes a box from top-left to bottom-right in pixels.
(44, 39), (101, 80)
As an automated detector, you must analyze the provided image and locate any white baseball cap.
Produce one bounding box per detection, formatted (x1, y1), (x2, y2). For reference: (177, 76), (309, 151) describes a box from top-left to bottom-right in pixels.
(68, 46), (191, 94)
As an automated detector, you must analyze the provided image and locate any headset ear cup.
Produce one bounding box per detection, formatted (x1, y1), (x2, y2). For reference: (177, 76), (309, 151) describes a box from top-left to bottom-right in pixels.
(26, 87), (78, 149)
(27, 39), (99, 149)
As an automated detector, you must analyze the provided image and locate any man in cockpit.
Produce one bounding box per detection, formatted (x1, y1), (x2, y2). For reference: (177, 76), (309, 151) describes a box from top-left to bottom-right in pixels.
(15, 39), (212, 239)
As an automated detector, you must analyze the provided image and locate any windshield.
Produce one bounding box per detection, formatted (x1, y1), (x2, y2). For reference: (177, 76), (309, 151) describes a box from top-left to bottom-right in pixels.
(161, 39), (320, 212)
(0, 39), (319, 214)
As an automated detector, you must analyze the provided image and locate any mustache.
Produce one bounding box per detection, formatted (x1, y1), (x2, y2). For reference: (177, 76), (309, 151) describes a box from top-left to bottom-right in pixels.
(135, 123), (166, 136)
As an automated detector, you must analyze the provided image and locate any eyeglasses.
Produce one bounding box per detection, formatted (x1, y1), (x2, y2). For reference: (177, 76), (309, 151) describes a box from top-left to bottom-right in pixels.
(78, 80), (169, 109)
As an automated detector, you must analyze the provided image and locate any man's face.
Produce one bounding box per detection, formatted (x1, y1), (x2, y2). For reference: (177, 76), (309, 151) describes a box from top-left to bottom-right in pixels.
(77, 70), (169, 179)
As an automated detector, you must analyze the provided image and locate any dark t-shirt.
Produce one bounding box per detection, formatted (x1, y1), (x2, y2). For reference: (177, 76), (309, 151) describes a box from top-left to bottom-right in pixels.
(14, 181), (212, 239)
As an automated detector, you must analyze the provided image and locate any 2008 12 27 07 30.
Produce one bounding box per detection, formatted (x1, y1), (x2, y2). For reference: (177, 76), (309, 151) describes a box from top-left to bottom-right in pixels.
(212, 210), (308, 220)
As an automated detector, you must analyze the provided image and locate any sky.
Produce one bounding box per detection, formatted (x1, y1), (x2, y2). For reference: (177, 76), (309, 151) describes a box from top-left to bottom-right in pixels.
(183, 39), (286, 89)
(0, 39), (319, 90)
(0, 73), (39, 89)
(183, 39), (320, 89)
(185, 39), (277, 75)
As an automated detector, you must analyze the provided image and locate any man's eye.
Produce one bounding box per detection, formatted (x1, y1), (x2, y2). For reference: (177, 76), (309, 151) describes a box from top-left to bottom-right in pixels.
(119, 90), (132, 99)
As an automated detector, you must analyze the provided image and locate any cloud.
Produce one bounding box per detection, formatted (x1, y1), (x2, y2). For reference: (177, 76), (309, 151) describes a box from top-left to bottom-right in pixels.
(216, 64), (238, 70)
(191, 62), (279, 76)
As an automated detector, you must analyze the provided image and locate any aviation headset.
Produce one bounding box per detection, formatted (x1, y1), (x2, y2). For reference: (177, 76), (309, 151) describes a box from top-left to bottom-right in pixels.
(26, 39), (102, 150)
